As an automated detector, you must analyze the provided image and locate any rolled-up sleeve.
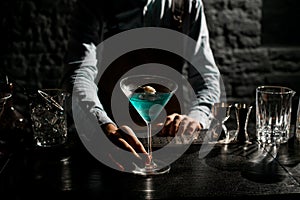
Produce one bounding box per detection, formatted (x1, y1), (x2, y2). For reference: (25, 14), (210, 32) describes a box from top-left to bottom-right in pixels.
(61, 0), (116, 126)
(186, 0), (221, 129)
(71, 43), (116, 126)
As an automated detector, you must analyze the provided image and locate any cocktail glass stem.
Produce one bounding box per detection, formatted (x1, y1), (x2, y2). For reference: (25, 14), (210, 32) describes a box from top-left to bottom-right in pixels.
(145, 122), (155, 169)
(120, 75), (176, 175)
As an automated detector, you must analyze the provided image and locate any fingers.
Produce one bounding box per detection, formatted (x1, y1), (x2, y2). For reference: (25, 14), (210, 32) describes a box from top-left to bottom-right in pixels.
(107, 146), (142, 172)
(106, 126), (151, 171)
(119, 126), (148, 154)
(118, 125), (150, 164)
(161, 114), (202, 137)
(170, 115), (183, 135)
(177, 118), (201, 136)
(161, 113), (179, 136)
(118, 137), (141, 159)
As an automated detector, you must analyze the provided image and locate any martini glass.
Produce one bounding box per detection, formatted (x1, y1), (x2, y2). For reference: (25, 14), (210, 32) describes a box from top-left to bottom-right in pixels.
(120, 75), (178, 175)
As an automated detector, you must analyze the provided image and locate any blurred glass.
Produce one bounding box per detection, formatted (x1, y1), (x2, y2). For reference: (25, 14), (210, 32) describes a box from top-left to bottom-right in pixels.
(0, 77), (27, 157)
(29, 89), (68, 147)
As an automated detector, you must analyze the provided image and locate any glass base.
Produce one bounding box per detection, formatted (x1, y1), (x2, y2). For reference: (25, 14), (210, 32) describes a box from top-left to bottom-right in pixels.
(217, 130), (238, 144)
(132, 159), (170, 176)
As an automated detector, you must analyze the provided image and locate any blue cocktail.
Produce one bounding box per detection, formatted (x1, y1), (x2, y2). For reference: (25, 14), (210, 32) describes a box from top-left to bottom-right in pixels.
(129, 92), (172, 123)
(120, 75), (177, 175)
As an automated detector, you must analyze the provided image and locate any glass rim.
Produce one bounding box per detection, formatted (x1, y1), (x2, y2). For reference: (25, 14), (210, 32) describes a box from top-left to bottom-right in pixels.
(120, 74), (178, 92)
(256, 85), (295, 95)
(0, 93), (12, 100)
(213, 102), (231, 108)
(234, 103), (253, 109)
(37, 90), (65, 111)
(39, 88), (68, 92)
(0, 93), (12, 105)
(121, 74), (176, 82)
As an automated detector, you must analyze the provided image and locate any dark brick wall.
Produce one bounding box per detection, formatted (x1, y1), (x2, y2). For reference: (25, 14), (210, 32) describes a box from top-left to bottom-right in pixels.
(203, 0), (300, 105)
(1, 0), (300, 115)
(0, 0), (74, 114)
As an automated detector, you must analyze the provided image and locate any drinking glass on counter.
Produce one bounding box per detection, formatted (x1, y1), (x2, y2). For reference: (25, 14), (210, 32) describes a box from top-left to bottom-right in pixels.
(210, 102), (232, 144)
(256, 86), (296, 145)
(29, 89), (69, 148)
(234, 103), (253, 144)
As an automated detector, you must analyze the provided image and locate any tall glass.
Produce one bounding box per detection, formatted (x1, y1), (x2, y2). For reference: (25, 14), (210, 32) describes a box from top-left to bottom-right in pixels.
(256, 86), (295, 144)
(120, 75), (177, 175)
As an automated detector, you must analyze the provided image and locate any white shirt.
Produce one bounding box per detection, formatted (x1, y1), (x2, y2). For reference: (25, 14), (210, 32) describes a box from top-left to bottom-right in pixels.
(62, 0), (221, 129)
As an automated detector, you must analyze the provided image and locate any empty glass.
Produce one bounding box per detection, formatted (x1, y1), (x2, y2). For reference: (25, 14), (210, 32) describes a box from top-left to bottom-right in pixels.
(210, 102), (232, 144)
(234, 103), (253, 144)
(29, 89), (68, 147)
(256, 86), (296, 145)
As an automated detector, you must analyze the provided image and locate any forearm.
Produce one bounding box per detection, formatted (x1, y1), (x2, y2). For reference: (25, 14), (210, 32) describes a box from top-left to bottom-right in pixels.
(64, 43), (116, 127)
(187, 0), (221, 129)
(61, 0), (113, 126)
(188, 46), (221, 129)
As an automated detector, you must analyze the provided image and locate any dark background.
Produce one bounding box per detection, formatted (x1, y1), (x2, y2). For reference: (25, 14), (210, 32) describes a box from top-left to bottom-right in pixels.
(0, 0), (300, 124)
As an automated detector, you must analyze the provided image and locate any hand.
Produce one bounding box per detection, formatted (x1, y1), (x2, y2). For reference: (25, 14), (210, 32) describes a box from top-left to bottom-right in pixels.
(102, 123), (150, 171)
(159, 113), (202, 137)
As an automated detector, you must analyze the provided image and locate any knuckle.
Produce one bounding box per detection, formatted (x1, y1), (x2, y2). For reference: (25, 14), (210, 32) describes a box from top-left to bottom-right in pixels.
(174, 115), (181, 120)
(166, 116), (172, 121)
